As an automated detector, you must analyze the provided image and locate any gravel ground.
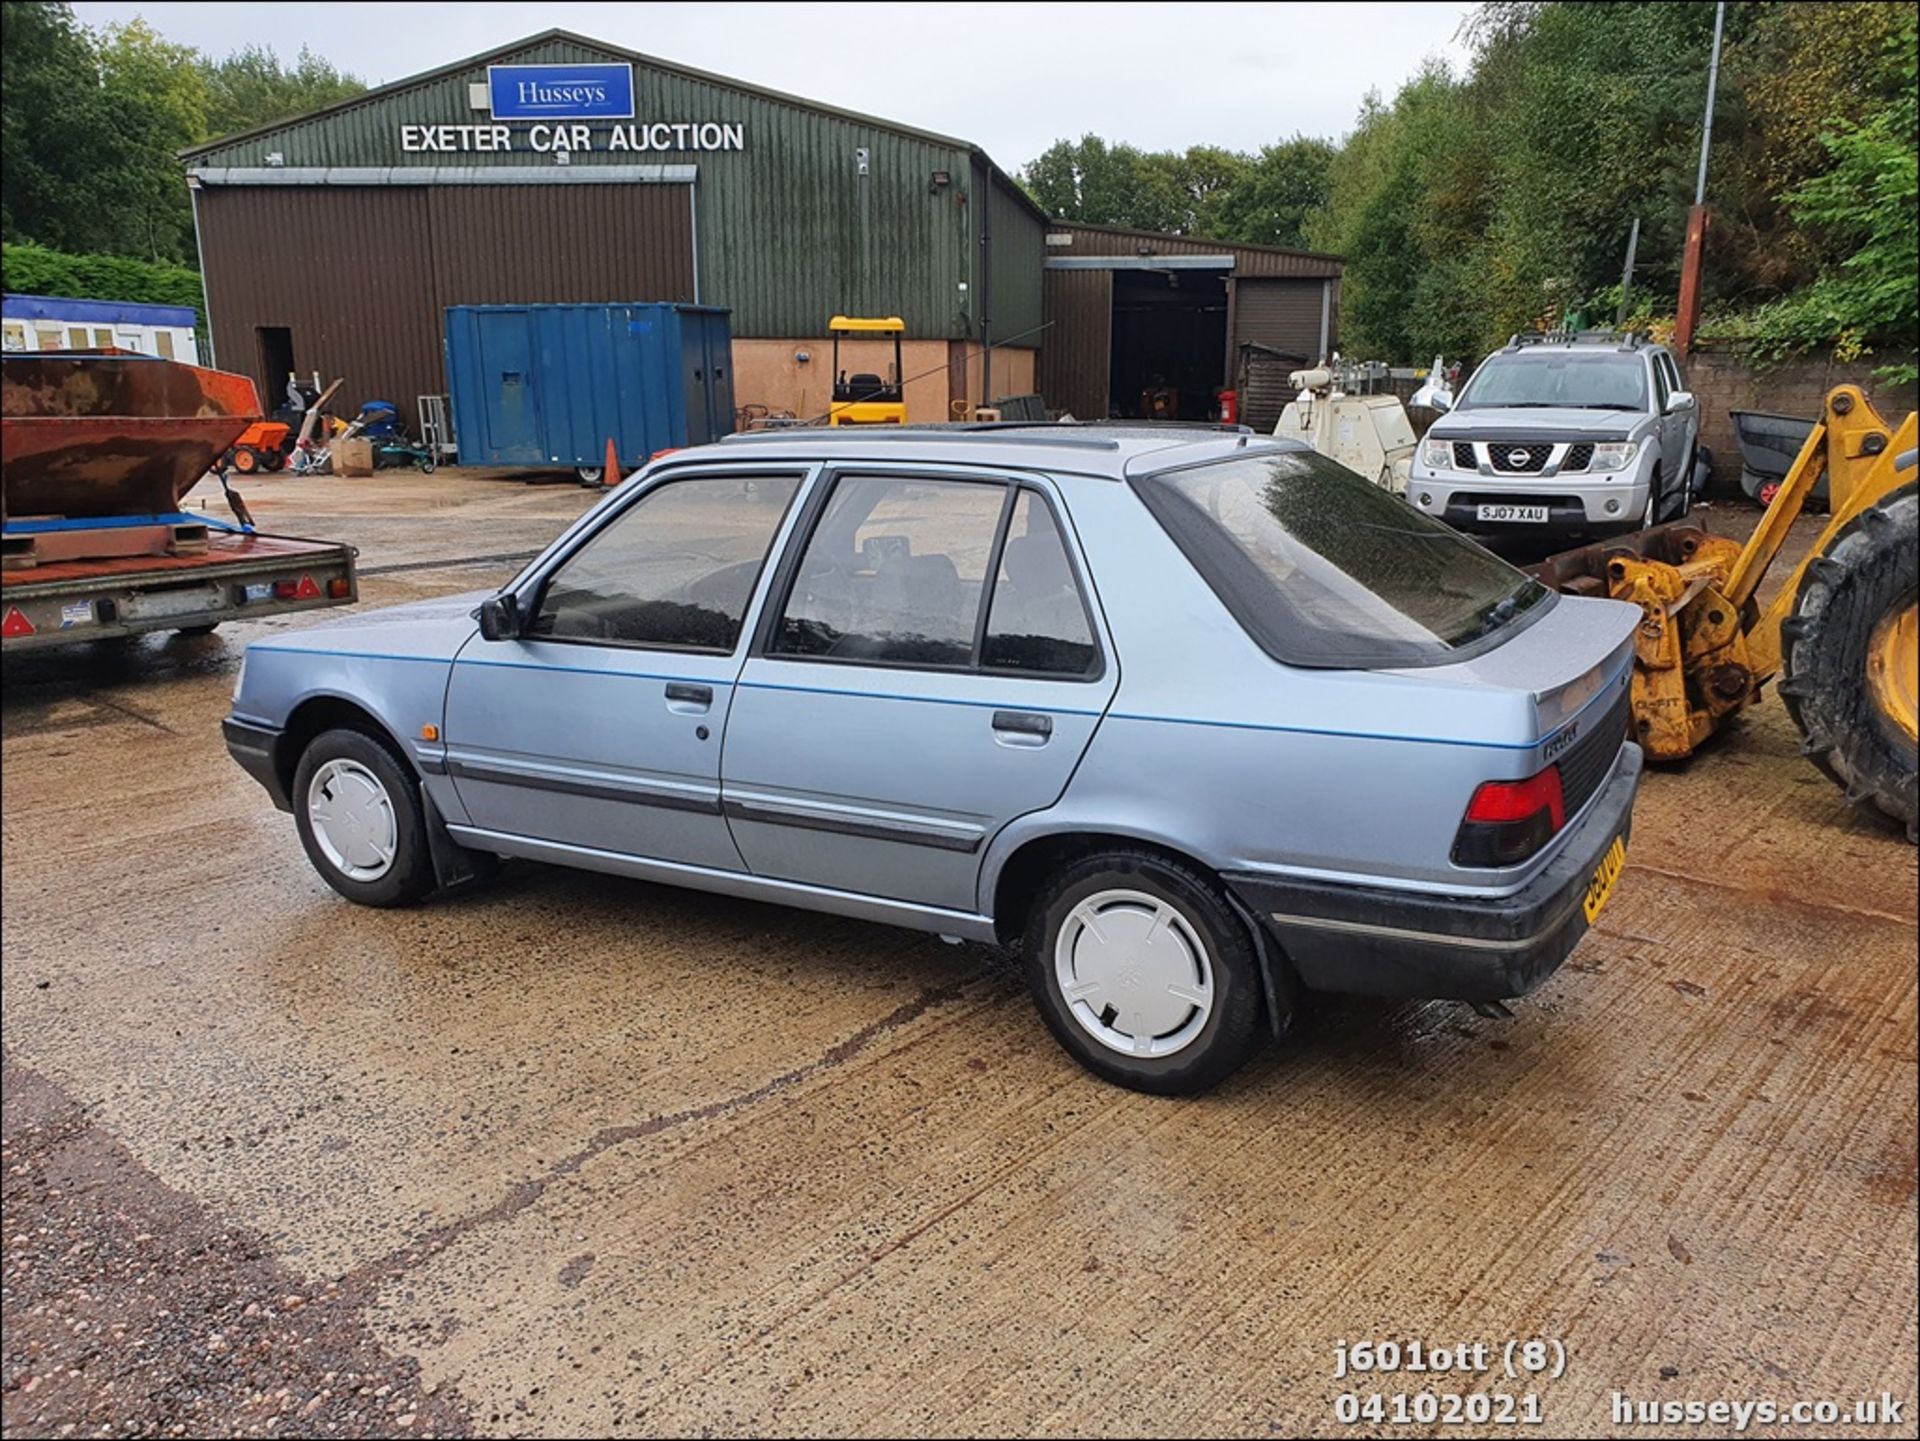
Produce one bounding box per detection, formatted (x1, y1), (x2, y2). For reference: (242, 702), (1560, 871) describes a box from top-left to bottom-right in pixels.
(2, 1059), (472, 1439)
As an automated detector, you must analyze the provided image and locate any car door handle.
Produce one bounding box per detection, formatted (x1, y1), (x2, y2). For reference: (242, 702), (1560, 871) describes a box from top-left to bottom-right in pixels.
(992, 710), (1052, 740)
(665, 682), (713, 713)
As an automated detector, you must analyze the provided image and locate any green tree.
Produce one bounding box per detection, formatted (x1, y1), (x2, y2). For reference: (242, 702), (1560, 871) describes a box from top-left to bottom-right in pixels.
(1740, 7), (1919, 379)
(95, 19), (207, 261)
(0, 1), (119, 253)
(1021, 135), (1191, 232)
(1207, 137), (1335, 249)
(200, 44), (363, 143)
(1, 2), (365, 273)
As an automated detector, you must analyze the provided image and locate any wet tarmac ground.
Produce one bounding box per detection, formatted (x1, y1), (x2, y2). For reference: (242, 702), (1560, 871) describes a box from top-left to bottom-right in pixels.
(3, 470), (1915, 1437)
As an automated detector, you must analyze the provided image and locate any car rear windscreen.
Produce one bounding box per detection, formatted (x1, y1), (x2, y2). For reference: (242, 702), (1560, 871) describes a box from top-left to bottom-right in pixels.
(1132, 450), (1555, 668)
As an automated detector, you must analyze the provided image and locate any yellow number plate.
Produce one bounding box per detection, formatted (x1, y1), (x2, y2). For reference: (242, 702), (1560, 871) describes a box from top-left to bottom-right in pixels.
(1583, 835), (1627, 924)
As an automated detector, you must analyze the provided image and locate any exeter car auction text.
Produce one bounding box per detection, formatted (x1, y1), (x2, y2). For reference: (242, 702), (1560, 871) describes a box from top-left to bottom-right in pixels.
(398, 122), (746, 153)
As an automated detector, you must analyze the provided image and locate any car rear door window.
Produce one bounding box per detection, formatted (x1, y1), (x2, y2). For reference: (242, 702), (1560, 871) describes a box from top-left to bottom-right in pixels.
(773, 475), (1010, 667)
(983, 490), (1099, 676)
(530, 474), (800, 651)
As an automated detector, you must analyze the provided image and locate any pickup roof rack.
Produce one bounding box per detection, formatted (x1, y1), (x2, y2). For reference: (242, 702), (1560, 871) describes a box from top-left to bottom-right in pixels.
(1504, 329), (1646, 353)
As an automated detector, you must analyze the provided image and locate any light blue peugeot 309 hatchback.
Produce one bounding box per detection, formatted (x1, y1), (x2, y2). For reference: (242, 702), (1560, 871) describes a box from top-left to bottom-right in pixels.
(227, 425), (1642, 1093)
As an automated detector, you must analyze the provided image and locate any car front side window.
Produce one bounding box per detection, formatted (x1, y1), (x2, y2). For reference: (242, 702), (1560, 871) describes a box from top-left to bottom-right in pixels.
(529, 474), (801, 652)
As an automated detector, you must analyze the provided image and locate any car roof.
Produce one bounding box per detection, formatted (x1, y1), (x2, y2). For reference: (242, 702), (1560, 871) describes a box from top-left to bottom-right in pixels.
(699, 422), (1309, 481)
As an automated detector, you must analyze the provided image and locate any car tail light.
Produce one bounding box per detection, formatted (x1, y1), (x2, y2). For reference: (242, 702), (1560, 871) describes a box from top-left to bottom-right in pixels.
(273, 579), (299, 599)
(1453, 766), (1566, 867)
(327, 577), (351, 598)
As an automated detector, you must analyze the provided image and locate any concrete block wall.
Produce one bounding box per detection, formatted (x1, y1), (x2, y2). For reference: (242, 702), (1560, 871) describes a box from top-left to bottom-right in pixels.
(1685, 345), (1918, 497)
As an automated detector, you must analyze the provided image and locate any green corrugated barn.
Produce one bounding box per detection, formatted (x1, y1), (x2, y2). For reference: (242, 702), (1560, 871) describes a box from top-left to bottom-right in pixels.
(180, 28), (1341, 440)
(181, 28), (1046, 434)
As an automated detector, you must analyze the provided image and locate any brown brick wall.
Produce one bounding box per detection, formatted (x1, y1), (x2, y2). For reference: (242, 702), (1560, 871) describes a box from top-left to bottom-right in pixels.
(1683, 345), (1918, 497)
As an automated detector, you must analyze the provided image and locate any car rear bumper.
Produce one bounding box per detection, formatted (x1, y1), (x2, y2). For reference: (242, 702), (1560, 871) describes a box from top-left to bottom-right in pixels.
(224, 715), (292, 812)
(1223, 743), (1642, 1001)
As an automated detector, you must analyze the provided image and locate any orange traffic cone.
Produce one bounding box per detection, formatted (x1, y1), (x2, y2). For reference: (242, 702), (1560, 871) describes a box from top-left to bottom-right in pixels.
(603, 437), (619, 487)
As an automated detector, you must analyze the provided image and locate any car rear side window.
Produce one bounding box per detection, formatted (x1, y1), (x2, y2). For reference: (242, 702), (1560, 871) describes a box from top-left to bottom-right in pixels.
(773, 475), (1009, 667)
(983, 490), (1099, 676)
(530, 474), (801, 651)
(1134, 450), (1555, 669)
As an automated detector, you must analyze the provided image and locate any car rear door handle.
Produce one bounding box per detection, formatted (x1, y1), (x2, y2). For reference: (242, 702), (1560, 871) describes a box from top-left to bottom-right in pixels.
(992, 710), (1052, 745)
(665, 682), (713, 713)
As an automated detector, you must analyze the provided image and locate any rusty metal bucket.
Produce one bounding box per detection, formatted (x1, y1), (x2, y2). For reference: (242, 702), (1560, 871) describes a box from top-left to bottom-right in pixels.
(1, 353), (262, 521)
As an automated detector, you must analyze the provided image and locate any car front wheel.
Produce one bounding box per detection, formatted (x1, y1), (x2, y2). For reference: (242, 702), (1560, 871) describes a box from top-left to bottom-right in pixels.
(1023, 850), (1269, 1094)
(292, 728), (437, 907)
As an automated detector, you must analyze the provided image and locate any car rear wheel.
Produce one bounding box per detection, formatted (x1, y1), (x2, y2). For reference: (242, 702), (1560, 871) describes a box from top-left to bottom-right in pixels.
(292, 728), (438, 906)
(1023, 850), (1267, 1094)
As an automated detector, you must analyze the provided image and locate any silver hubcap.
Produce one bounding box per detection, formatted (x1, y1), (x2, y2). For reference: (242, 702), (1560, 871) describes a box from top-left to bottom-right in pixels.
(1053, 888), (1214, 1058)
(307, 758), (398, 882)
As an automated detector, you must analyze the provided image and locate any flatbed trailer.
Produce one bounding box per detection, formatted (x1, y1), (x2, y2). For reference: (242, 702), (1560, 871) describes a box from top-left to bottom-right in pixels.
(1, 515), (356, 653)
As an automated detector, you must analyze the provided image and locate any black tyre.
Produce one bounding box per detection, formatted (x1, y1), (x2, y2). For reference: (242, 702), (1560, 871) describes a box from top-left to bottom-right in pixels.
(420, 454), (437, 474)
(263, 448), (287, 472)
(175, 623), (218, 637)
(230, 446), (261, 474)
(1022, 849), (1271, 1094)
(575, 466), (605, 486)
(291, 727), (439, 905)
(1779, 484), (1918, 842)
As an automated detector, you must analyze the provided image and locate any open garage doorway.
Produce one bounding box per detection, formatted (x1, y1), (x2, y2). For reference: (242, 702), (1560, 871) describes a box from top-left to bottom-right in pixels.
(1108, 267), (1228, 421)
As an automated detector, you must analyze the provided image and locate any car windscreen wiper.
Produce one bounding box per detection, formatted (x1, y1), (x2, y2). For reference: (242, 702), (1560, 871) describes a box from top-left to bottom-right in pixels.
(1574, 402), (1643, 411)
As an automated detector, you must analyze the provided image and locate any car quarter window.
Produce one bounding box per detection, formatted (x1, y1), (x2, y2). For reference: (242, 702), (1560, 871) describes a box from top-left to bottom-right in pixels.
(772, 474), (1012, 668)
(983, 490), (1100, 676)
(529, 474), (801, 651)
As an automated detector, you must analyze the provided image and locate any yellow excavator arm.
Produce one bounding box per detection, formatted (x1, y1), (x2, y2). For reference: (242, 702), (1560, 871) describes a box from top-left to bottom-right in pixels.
(1527, 385), (1917, 841)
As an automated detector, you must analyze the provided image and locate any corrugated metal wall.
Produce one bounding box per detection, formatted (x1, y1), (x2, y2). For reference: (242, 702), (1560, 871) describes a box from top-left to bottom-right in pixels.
(986, 170), (1045, 346)
(1231, 277), (1329, 360)
(197, 182), (695, 429)
(198, 186), (442, 429)
(1044, 222), (1343, 279)
(425, 186), (694, 306)
(1036, 269), (1111, 419)
(186, 35), (998, 340)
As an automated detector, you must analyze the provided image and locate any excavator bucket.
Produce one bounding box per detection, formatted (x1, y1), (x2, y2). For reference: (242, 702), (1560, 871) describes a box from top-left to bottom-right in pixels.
(1524, 524), (1753, 761)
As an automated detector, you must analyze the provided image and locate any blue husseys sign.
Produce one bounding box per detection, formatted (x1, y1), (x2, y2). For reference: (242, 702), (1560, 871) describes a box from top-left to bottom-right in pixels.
(488, 64), (635, 121)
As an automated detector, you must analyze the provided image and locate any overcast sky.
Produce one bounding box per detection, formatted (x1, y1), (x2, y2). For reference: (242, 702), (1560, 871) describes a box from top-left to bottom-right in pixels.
(70, 1), (1475, 165)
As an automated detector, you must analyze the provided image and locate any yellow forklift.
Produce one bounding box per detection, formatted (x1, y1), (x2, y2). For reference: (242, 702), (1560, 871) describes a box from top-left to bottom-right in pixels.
(827, 316), (908, 425)
(1529, 386), (1917, 841)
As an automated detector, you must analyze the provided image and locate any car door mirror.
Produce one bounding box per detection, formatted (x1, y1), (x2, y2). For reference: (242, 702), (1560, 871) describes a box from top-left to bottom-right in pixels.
(1665, 390), (1695, 415)
(477, 592), (520, 641)
(1430, 391), (1453, 414)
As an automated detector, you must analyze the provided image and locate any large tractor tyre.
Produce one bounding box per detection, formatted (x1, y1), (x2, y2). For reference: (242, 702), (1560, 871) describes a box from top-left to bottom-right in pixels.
(1779, 484), (1919, 842)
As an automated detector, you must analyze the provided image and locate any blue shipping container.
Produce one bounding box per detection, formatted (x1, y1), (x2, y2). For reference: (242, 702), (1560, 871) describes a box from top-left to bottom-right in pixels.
(444, 303), (734, 473)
